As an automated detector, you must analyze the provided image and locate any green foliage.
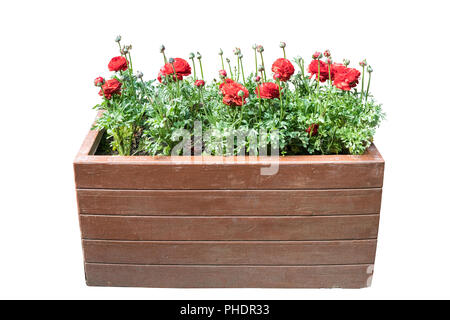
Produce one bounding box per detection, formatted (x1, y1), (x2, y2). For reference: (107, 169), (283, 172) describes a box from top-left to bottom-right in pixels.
(93, 48), (384, 156)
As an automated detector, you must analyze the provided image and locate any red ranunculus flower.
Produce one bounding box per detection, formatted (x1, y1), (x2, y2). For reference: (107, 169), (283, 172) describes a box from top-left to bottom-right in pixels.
(157, 71), (183, 83)
(306, 124), (319, 136)
(219, 79), (249, 106)
(219, 69), (227, 77)
(98, 79), (122, 99)
(271, 58), (295, 81)
(332, 65), (361, 91)
(94, 77), (105, 87)
(255, 82), (280, 99)
(195, 79), (205, 87)
(108, 56), (128, 72)
(331, 63), (347, 78)
(308, 60), (331, 82)
(161, 58), (191, 77)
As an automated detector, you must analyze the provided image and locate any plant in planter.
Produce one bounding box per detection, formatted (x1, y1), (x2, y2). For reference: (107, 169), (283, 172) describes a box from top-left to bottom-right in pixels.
(75, 36), (385, 288)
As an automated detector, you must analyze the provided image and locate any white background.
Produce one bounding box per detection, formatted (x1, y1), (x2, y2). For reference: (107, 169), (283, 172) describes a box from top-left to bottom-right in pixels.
(1, 0), (449, 300)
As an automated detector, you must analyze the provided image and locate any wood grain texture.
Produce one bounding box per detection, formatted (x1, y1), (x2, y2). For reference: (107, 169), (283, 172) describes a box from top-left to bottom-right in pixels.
(80, 214), (379, 241)
(83, 239), (377, 265)
(74, 129), (384, 190)
(77, 188), (381, 216)
(85, 263), (374, 288)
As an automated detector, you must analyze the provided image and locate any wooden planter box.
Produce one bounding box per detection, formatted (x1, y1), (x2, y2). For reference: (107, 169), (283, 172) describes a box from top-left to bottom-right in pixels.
(74, 120), (384, 288)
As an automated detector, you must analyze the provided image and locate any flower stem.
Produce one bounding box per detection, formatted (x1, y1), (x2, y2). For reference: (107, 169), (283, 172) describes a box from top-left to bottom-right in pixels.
(199, 59), (204, 80)
(220, 56), (225, 70)
(254, 48), (258, 76)
(365, 72), (371, 102)
(227, 61), (234, 80)
(191, 58), (197, 80)
(240, 57), (245, 84)
(236, 57), (240, 82)
(260, 52), (267, 82)
(282, 47), (286, 59)
(277, 80), (283, 121)
(361, 66), (365, 101)
(162, 52), (167, 64)
(317, 61), (320, 95)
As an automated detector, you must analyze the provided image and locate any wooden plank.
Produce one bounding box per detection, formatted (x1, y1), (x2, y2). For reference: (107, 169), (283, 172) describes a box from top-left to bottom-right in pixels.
(74, 128), (384, 190)
(80, 215), (379, 241)
(83, 239), (377, 265)
(85, 263), (374, 288)
(77, 188), (381, 216)
(74, 159), (384, 190)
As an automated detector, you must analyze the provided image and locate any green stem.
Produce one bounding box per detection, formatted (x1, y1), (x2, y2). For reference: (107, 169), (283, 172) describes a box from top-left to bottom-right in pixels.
(278, 80), (283, 121)
(220, 56), (225, 70)
(254, 49), (258, 76)
(191, 58), (197, 80)
(317, 60), (320, 96)
(365, 72), (371, 102)
(361, 66), (365, 101)
(282, 47), (286, 59)
(240, 58), (245, 84)
(328, 62), (332, 86)
(227, 61), (234, 80)
(236, 57), (240, 82)
(260, 52), (267, 82)
(162, 52), (167, 64)
(199, 59), (204, 80)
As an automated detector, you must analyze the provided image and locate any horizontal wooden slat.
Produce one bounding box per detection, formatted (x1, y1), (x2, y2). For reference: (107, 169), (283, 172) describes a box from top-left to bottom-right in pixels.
(77, 188), (381, 216)
(83, 239), (377, 265)
(80, 215), (379, 241)
(74, 128), (384, 190)
(85, 263), (374, 288)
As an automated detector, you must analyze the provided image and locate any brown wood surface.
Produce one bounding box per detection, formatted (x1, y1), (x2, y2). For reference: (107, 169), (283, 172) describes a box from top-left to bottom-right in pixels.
(83, 239), (377, 265)
(77, 188), (381, 216)
(85, 263), (374, 288)
(80, 214), (379, 241)
(74, 129), (384, 190)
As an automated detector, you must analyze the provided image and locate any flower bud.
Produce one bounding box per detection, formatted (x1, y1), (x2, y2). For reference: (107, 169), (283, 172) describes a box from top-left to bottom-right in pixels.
(115, 35), (122, 43)
(94, 77), (105, 87)
(233, 47), (241, 55)
(323, 50), (331, 58)
(254, 75), (261, 82)
(160, 45), (165, 53)
(238, 90), (245, 97)
(273, 73), (281, 80)
(367, 65), (373, 73)
(195, 79), (205, 87)
(219, 48), (223, 56)
(196, 52), (202, 59)
(189, 52), (195, 59)
(169, 57), (175, 64)
(343, 59), (350, 67)
(252, 44), (257, 50)
(359, 59), (367, 67)
(257, 45), (264, 53)
(312, 51), (322, 59)
(327, 58), (333, 65)
(258, 65), (265, 72)
(121, 47), (129, 55)
(226, 58), (230, 63)
(238, 53), (243, 59)
(219, 69), (227, 77)
(279, 42), (286, 48)
(136, 71), (143, 79)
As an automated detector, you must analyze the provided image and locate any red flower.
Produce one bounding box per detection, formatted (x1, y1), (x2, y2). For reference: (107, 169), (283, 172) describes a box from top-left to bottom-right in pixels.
(306, 124), (319, 136)
(108, 56), (128, 72)
(160, 58), (191, 77)
(195, 79), (205, 87)
(94, 77), (105, 87)
(98, 79), (122, 99)
(255, 82), (280, 99)
(271, 58), (295, 82)
(157, 71), (183, 83)
(308, 60), (331, 82)
(332, 65), (361, 91)
(219, 79), (249, 106)
(219, 69), (227, 77)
